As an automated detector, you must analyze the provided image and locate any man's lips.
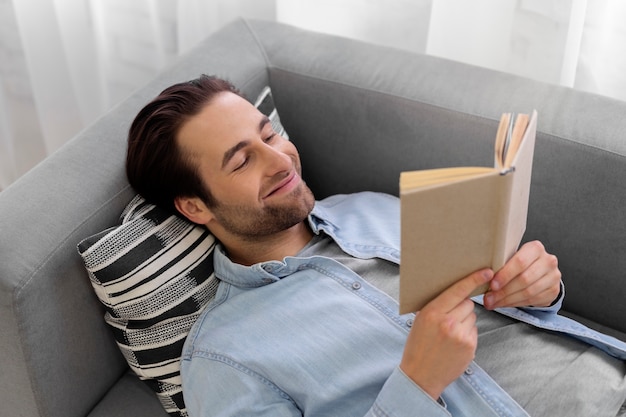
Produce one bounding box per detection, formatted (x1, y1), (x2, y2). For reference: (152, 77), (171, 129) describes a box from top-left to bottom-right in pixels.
(264, 171), (299, 199)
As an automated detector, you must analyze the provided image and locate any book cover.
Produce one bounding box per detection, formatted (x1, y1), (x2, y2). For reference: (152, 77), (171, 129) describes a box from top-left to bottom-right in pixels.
(399, 111), (537, 314)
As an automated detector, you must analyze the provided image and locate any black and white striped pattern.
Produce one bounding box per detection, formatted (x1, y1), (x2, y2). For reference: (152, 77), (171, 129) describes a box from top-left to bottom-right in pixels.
(254, 85), (289, 139)
(78, 195), (218, 417)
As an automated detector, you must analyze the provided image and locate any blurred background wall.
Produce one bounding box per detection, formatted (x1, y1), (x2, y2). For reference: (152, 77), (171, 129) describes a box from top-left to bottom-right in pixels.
(1, 0), (624, 189)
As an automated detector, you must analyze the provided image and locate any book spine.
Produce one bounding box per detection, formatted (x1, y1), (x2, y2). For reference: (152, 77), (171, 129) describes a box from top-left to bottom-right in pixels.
(491, 173), (516, 271)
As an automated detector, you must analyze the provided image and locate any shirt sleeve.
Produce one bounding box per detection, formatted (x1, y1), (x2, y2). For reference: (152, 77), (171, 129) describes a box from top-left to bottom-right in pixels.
(472, 280), (565, 315)
(183, 358), (450, 417)
(364, 367), (451, 417)
(519, 280), (564, 314)
(182, 356), (301, 417)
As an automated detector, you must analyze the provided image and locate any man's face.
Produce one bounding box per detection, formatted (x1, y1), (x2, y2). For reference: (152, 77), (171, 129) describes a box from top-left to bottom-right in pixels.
(176, 91), (315, 240)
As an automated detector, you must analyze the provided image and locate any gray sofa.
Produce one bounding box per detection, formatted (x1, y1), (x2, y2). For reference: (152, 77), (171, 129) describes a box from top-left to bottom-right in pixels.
(2, 18), (626, 417)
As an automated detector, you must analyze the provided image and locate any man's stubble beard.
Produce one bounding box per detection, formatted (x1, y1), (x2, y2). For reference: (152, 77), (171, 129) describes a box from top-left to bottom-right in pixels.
(208, 181), (316, 241)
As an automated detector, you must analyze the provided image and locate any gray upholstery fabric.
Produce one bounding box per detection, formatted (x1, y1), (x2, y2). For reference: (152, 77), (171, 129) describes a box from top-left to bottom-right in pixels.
(1, 18), (626, 417)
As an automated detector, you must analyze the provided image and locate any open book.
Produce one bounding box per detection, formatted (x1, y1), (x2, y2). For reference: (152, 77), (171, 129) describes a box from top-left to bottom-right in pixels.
(399, 110), (538, 314)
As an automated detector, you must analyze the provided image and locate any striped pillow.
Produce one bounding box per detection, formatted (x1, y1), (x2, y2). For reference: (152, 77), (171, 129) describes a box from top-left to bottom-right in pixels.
(254, 85), (289, 139)
(77, 86), (288, 416)
(78, 195), (217, 417)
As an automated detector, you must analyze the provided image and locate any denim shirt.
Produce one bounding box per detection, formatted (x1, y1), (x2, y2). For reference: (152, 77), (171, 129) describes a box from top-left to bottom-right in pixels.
(181, 192), (626, 417)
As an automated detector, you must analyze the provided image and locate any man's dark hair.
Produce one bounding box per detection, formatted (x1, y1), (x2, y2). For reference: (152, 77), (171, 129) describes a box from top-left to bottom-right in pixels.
(126, 75), (240, 214)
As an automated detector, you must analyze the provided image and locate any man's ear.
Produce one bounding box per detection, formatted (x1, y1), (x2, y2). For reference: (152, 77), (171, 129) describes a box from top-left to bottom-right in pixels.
(174, 196), (214, 225)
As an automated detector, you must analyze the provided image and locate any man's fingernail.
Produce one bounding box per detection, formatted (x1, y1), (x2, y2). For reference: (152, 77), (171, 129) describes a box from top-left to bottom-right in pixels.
(485, 293), (494, 306)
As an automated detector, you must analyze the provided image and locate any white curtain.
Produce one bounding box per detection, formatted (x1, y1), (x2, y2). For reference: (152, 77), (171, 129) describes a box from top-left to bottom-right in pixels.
(1, 0), (625, 190)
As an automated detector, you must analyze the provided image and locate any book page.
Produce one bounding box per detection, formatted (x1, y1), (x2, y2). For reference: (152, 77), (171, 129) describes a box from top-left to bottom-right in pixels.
(494, 113), (511, 170)
(400, 166), (494, 189)
(503, 113), (530, 168)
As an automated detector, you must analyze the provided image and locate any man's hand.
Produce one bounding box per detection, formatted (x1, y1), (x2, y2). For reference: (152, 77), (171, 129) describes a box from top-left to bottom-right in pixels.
(483, 240), (561, 310)
(399, 269), (494, 400)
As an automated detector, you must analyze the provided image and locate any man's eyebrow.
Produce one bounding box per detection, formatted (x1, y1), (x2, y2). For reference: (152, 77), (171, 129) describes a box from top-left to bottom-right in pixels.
(222, 140), (249, 170)
(221, 116), (272, 170)
(259, 115), (271, 132)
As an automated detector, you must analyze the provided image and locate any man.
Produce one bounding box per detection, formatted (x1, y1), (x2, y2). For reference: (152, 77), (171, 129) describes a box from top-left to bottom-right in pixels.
(127, 75), (626, 416)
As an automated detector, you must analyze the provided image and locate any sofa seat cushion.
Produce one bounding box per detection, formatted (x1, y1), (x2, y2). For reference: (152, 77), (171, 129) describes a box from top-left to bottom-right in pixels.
(86, 372), (170, 417)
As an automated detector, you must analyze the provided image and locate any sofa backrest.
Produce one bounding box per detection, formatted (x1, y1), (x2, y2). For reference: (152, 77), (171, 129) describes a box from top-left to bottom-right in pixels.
(257, 20), (626, 338)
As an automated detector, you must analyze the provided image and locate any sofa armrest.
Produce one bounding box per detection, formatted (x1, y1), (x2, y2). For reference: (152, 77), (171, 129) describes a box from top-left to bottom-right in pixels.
(0, 18), (273, 417)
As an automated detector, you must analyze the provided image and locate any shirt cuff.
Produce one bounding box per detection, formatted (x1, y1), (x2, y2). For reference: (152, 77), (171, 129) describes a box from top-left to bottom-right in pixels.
(520, 280), (565, 313)
(472, 280), (565, 314)
(369, 367), (450, 416)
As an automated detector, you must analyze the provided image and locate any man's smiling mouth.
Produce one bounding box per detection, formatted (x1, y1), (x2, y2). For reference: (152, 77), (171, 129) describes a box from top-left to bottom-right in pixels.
(264, 171), (299, 199)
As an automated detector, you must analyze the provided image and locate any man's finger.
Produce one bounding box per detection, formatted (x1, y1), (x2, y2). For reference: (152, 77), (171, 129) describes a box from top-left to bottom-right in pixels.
(431, 268), (493, 313)
(491, 240), (544, 290)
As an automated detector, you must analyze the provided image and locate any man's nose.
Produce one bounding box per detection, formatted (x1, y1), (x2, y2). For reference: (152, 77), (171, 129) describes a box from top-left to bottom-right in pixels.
(262, 144), (292, 176)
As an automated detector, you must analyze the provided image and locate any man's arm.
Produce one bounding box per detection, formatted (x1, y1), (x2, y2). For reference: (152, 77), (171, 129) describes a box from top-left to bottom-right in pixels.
(397, 241), (560, 402)
(183, 352), (451, 417)
(399, 268), (494, 400)
(183, 357), (302, 416)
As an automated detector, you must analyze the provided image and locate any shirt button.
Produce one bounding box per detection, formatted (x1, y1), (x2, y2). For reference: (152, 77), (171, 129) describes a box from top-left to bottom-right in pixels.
(351, 282), (362, 290)
(464, 367), (473, 375)
(406, 318), (414, 327)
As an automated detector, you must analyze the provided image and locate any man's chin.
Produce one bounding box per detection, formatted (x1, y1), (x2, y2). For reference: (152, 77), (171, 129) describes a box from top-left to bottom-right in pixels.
(295, 181), (316, 213)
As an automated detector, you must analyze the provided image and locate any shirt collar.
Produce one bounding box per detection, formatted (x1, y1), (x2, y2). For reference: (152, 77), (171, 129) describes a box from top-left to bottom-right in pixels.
(213, 201), (340, 288)
(307, 202), (340, 236)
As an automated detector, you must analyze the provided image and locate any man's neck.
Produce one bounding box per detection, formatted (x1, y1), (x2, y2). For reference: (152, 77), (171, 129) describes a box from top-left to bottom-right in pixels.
(219, 221), (314, 266)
